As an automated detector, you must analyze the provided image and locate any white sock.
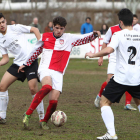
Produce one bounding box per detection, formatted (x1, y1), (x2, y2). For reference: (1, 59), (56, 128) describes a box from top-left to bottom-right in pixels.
(137, 105), (140, 112)
(32, 95), (44, 120)
(0, 90), (9, 119)
(101, 106), (116, 136)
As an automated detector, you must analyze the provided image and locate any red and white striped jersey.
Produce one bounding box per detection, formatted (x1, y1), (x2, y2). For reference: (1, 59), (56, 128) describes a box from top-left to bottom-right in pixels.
(24, 32), (96, 74)
(103, 24), (121, 63)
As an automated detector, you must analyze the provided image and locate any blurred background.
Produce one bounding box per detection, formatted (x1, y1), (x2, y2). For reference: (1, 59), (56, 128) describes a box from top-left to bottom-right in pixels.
(1, 0), (140, 33)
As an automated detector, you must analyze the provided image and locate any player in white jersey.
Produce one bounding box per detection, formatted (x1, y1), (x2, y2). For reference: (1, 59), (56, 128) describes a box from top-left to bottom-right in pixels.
(86, 8), (140, 139)
(133, 14), (140, 32)
(0, 13), (44, 124)
(18, 16), (100, 129)
(94, 24), (137, 111)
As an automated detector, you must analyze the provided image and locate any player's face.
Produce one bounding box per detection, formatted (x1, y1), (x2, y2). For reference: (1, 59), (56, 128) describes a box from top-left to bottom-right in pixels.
(0, 17), (7, 34)
(133, 17), (138, 25)
(53, 24), (65, 37)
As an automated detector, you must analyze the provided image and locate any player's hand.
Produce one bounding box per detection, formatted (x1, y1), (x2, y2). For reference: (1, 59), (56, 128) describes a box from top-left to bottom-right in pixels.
(93, 31), (101, 38)
(98, 57), (103, 66)
(85, 51), (94, 58)
(18, 65), (25, 73)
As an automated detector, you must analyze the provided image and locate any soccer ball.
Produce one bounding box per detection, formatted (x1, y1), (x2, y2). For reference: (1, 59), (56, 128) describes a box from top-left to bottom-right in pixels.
(51, 110), (67, 127)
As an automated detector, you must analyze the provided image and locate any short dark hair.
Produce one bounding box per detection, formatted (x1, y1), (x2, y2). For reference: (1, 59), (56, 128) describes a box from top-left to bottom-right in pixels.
(133, 14), (138, 19)
(53, 16), (67, 27)
(11, 19), (16, 22)
(85, 17), (91, 21)
(0, 13), (5, 19)
(117, 8), (133, 26)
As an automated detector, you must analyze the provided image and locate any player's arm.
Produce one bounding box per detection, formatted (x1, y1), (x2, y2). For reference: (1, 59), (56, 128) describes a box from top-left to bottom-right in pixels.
(30, 27), (41, 41)
(85, 47), (114, 58)
(98, 43), (107, 66)
(71, 31), (101, 47)
(0, 54), (9, 66)
(14, 24), (41, 41)
(98, 27), (111, 66)
(86, 32), (118, 59)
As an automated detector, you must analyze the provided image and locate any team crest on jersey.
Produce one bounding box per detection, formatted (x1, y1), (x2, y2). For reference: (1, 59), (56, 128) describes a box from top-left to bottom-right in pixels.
(60, 39), (64, 45)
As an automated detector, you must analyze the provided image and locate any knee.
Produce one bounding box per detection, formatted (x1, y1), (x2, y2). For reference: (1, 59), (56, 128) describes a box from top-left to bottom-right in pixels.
(29, 86), (37, 95)
(100, 96), (111, 107)
(0, 84), (7, 92)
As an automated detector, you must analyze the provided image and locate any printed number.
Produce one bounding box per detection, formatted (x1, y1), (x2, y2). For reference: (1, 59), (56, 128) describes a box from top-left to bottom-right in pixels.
(127, 46), (137, 65)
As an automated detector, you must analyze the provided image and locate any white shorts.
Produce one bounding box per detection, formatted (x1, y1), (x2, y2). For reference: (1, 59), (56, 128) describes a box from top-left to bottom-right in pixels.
(107, 62), (116, 74)
(38, 67), (63, 92)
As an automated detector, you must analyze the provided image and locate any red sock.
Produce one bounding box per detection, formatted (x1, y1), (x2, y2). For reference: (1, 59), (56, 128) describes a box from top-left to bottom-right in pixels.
(42, 100), (58, 122)
(26, 84), (52, 115)
(98, 81), (107, 97)
(125, 91), (132, 105)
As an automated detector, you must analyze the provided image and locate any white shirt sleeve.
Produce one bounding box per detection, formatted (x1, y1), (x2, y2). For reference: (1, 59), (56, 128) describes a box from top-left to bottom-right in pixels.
(0, 46), (8, 55)
(108, 33), (119, 50)
(103, 27), (112, 44)
(12, 24), (31, 33)
(69, 32), (96, 47)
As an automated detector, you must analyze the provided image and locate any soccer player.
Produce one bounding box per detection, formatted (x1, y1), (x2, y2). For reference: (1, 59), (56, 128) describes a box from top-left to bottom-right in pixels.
(19, 16), (100, 130)
(85, 8), (140, 139)
(0, 13), (44, 124)
(94, 22), (136, 111)
(133, 14), (140, 32)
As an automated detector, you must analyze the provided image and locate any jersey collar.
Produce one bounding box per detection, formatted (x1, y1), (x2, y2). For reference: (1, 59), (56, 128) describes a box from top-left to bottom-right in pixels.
(119, 24), (122, 30)
(53, 32), (63, 39)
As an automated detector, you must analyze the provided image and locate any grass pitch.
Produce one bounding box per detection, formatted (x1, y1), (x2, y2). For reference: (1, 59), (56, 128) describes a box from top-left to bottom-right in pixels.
(0, 59), (139, 140)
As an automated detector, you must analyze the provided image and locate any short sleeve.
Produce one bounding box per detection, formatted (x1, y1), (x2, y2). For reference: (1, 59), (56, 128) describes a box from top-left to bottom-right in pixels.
(103, 28), (112, 44)
(108, 33), (119, 50)
(12, 24), (31, 33)
(0, 46), (8, 55)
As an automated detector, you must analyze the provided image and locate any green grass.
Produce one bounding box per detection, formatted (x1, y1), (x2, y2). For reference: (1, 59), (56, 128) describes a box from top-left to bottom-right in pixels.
(0, 59), (139, 140)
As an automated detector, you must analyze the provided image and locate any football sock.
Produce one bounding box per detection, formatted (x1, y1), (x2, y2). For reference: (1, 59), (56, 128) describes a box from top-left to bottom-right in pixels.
(137, 105), (140, 112)
(43, 100), (58, 122)
(98, 81), (107, 97)
(26, 85), (52, 115)
(101, 106), (116, 136)
(125, 91), (132, 105)
(32, 95), (44, 120)
(0, 90), (9, 119)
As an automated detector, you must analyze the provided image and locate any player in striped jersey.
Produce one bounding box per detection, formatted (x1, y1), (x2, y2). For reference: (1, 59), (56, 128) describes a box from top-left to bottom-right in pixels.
(19, 16), (100, 129)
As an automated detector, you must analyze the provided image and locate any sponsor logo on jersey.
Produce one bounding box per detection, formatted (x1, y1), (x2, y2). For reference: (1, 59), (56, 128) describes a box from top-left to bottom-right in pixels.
(60, 39), (64, 45)
(45, 38), (49, 41)
(29, 72), (35, 75)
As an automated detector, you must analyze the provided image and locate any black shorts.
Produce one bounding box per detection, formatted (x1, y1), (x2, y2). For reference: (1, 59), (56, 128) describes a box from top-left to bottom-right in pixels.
(102, 77), (140, 103)
(7, 59), (38, 82)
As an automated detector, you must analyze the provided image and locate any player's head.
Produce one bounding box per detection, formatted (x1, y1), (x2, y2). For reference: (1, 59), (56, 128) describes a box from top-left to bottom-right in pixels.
(133, 14), (138, 25)
(11, 19), (16, 25)
(53, 16), (67, 37)
(85, 17), (91, 23)
(118, 8), (133, 28)
(0, 13), (7, 34)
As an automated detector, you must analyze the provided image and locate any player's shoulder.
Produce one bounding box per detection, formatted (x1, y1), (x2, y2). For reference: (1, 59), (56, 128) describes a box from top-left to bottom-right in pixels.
(42, 32), (54, 41)
(110, 24), (121, 31)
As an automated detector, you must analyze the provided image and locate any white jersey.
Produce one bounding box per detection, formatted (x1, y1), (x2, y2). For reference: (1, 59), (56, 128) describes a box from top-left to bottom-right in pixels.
(109, 29), (140, 86)
(133, 23), (140, 32)
(0, 24), (32, 66)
